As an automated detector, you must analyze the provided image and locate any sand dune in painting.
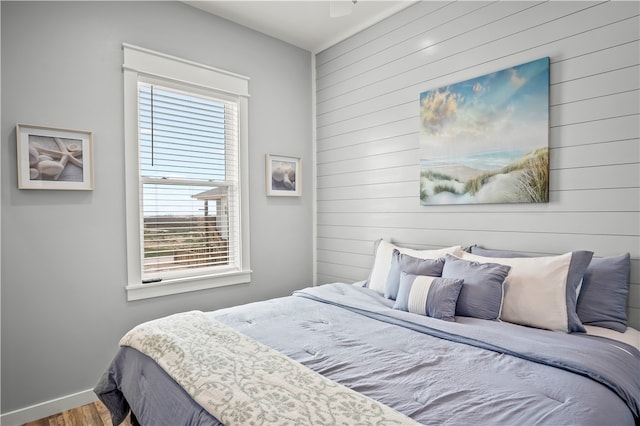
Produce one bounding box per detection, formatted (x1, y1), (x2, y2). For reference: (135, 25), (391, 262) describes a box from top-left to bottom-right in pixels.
(420, 148), (549, 205)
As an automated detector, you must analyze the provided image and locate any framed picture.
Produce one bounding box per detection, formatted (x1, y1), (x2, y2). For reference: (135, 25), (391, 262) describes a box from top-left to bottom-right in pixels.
(266, 154), (301, 196)
(419, 57), (549, 205)
(16, 124), (94, 190)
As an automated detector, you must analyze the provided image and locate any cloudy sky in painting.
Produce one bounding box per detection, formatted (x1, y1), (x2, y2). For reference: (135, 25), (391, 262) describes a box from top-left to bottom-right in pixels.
(420, 57), (549, 159)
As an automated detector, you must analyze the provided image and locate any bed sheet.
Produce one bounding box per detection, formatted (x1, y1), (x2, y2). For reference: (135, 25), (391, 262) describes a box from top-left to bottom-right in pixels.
(585, 324), (640, 350)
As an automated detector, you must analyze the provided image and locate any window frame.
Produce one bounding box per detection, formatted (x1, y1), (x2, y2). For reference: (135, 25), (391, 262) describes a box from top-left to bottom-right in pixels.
(123, 44), (251, 301)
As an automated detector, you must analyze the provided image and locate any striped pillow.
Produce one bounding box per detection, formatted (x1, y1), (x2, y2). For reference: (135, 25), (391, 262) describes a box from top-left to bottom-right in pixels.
(393, 272), (464, 321)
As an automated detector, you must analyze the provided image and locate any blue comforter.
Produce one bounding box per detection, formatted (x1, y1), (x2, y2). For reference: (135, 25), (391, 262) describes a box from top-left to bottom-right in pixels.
(96, 283), (640, 425)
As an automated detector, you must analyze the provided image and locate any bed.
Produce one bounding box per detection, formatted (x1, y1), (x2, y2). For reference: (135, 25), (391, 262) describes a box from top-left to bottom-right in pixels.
(96, 242), (640, 425)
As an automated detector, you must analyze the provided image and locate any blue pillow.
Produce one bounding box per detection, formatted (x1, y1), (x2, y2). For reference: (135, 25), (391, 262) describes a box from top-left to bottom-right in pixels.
(441, 254), (511, 320)
(393, 272), (463, 321)
(384, 249), (445, 300)
(577, 254), (630, 332)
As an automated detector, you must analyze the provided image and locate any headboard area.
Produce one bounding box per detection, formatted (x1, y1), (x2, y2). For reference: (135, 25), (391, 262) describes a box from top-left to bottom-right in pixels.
(314, 1), (640, 328)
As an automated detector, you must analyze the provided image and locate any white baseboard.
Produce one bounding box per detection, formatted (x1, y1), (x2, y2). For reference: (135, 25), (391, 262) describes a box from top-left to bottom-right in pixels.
(0, 389), (97, 426)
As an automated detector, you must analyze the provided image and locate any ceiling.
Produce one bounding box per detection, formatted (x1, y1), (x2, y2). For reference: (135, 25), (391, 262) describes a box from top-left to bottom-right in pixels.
(183, 1), (417, 53)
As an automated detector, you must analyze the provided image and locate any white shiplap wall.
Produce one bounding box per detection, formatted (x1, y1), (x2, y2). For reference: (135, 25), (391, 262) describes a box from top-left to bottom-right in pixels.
(315, 1), (640, 328)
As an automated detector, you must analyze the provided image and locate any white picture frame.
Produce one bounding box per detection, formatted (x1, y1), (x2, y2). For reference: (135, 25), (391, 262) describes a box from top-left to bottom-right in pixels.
(17, 124), (94, 190)
(266, 154), (301, 197)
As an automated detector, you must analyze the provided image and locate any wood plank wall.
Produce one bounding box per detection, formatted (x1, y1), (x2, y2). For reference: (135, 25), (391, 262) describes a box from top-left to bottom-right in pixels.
(315, 1), (640, 328)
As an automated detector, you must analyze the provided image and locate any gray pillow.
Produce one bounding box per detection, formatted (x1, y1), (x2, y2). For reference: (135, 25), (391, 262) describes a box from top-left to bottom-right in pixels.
(384, 249), (445, 300)
(577, 253), (630, 332)
(471, 246), (526, 258)
(393, 272), (463, 322)
(442, 254), (510, 320)
(470, 247), (593, 333)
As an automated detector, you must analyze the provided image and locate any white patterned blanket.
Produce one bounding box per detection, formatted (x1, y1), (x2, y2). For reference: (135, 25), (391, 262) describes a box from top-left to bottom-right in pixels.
(120, 311), (418, 426)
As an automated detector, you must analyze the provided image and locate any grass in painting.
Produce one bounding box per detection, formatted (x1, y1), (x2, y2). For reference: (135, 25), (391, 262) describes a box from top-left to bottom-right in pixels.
(433, 183), (460, 194)
(462, 148), (548, 200)
(420, 170), (464, 202)
(423, 170), (459, 182)
(421, 147), (549, 203)
(464, 173), (492, 195)
(511, 147), (549, 203)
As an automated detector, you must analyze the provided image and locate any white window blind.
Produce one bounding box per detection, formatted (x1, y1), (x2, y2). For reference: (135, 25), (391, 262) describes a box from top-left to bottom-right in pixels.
(138, 82), (240, 281)
(123, 44), (251, 301)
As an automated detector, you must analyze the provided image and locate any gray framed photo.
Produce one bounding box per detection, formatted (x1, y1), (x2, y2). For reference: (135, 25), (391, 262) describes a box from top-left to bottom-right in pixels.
(266, 154), (301, 197)
(17, 124), (94, 190)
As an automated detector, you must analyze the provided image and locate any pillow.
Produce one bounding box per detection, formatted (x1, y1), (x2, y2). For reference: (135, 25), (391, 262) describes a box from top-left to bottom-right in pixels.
(460, 251), (593, 332)
(366, 239), (463, 294)
(471, 246), (586, 294)
(577, 254), (630, 332)
(471, 247), (630, 332)
(393, 272), (464, 321)
(384, 249), (445, 299)
(471, 246), (527, 258)
(441, 254), (510, 320)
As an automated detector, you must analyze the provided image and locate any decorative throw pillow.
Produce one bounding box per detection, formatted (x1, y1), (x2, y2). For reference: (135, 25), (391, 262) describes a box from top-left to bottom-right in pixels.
(471, 246), (585, 295)
(384, 249), (445, 300)
(441, 254), (511, 320)
(577, 253), (630, 333)
(471, 247), (631, 333)
(393, 272), (464, 321)
(366, 239), (463, 295)
(460, 251), (593, 332)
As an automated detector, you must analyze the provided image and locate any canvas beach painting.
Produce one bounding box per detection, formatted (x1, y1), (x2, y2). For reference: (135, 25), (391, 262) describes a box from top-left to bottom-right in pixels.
(420, 57), (549, 205)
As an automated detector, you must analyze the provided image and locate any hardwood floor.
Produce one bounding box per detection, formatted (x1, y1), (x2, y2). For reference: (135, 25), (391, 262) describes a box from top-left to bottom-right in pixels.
(24, 401), (134, 426)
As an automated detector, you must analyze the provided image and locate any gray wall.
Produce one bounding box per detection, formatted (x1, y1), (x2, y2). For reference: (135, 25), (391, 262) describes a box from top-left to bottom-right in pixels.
(315, 2), (640, 327)
(1, 1), (312, 414)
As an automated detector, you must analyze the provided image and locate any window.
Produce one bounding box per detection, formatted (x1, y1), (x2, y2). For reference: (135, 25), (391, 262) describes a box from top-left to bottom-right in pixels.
(123, 44), (251, 300)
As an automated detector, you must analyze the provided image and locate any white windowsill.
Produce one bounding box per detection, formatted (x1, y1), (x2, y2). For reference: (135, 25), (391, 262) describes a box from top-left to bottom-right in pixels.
(126, 269), (252, 301)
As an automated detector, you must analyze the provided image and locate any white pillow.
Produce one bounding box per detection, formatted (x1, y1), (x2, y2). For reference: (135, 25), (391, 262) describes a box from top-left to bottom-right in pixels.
(367, 239), (463, 294)
(460, 251), (592, 332)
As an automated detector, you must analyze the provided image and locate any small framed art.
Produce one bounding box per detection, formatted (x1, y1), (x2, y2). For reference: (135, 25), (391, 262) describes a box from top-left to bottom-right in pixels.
(266, 154), (301, 197)
(17, 124), (94, 190)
